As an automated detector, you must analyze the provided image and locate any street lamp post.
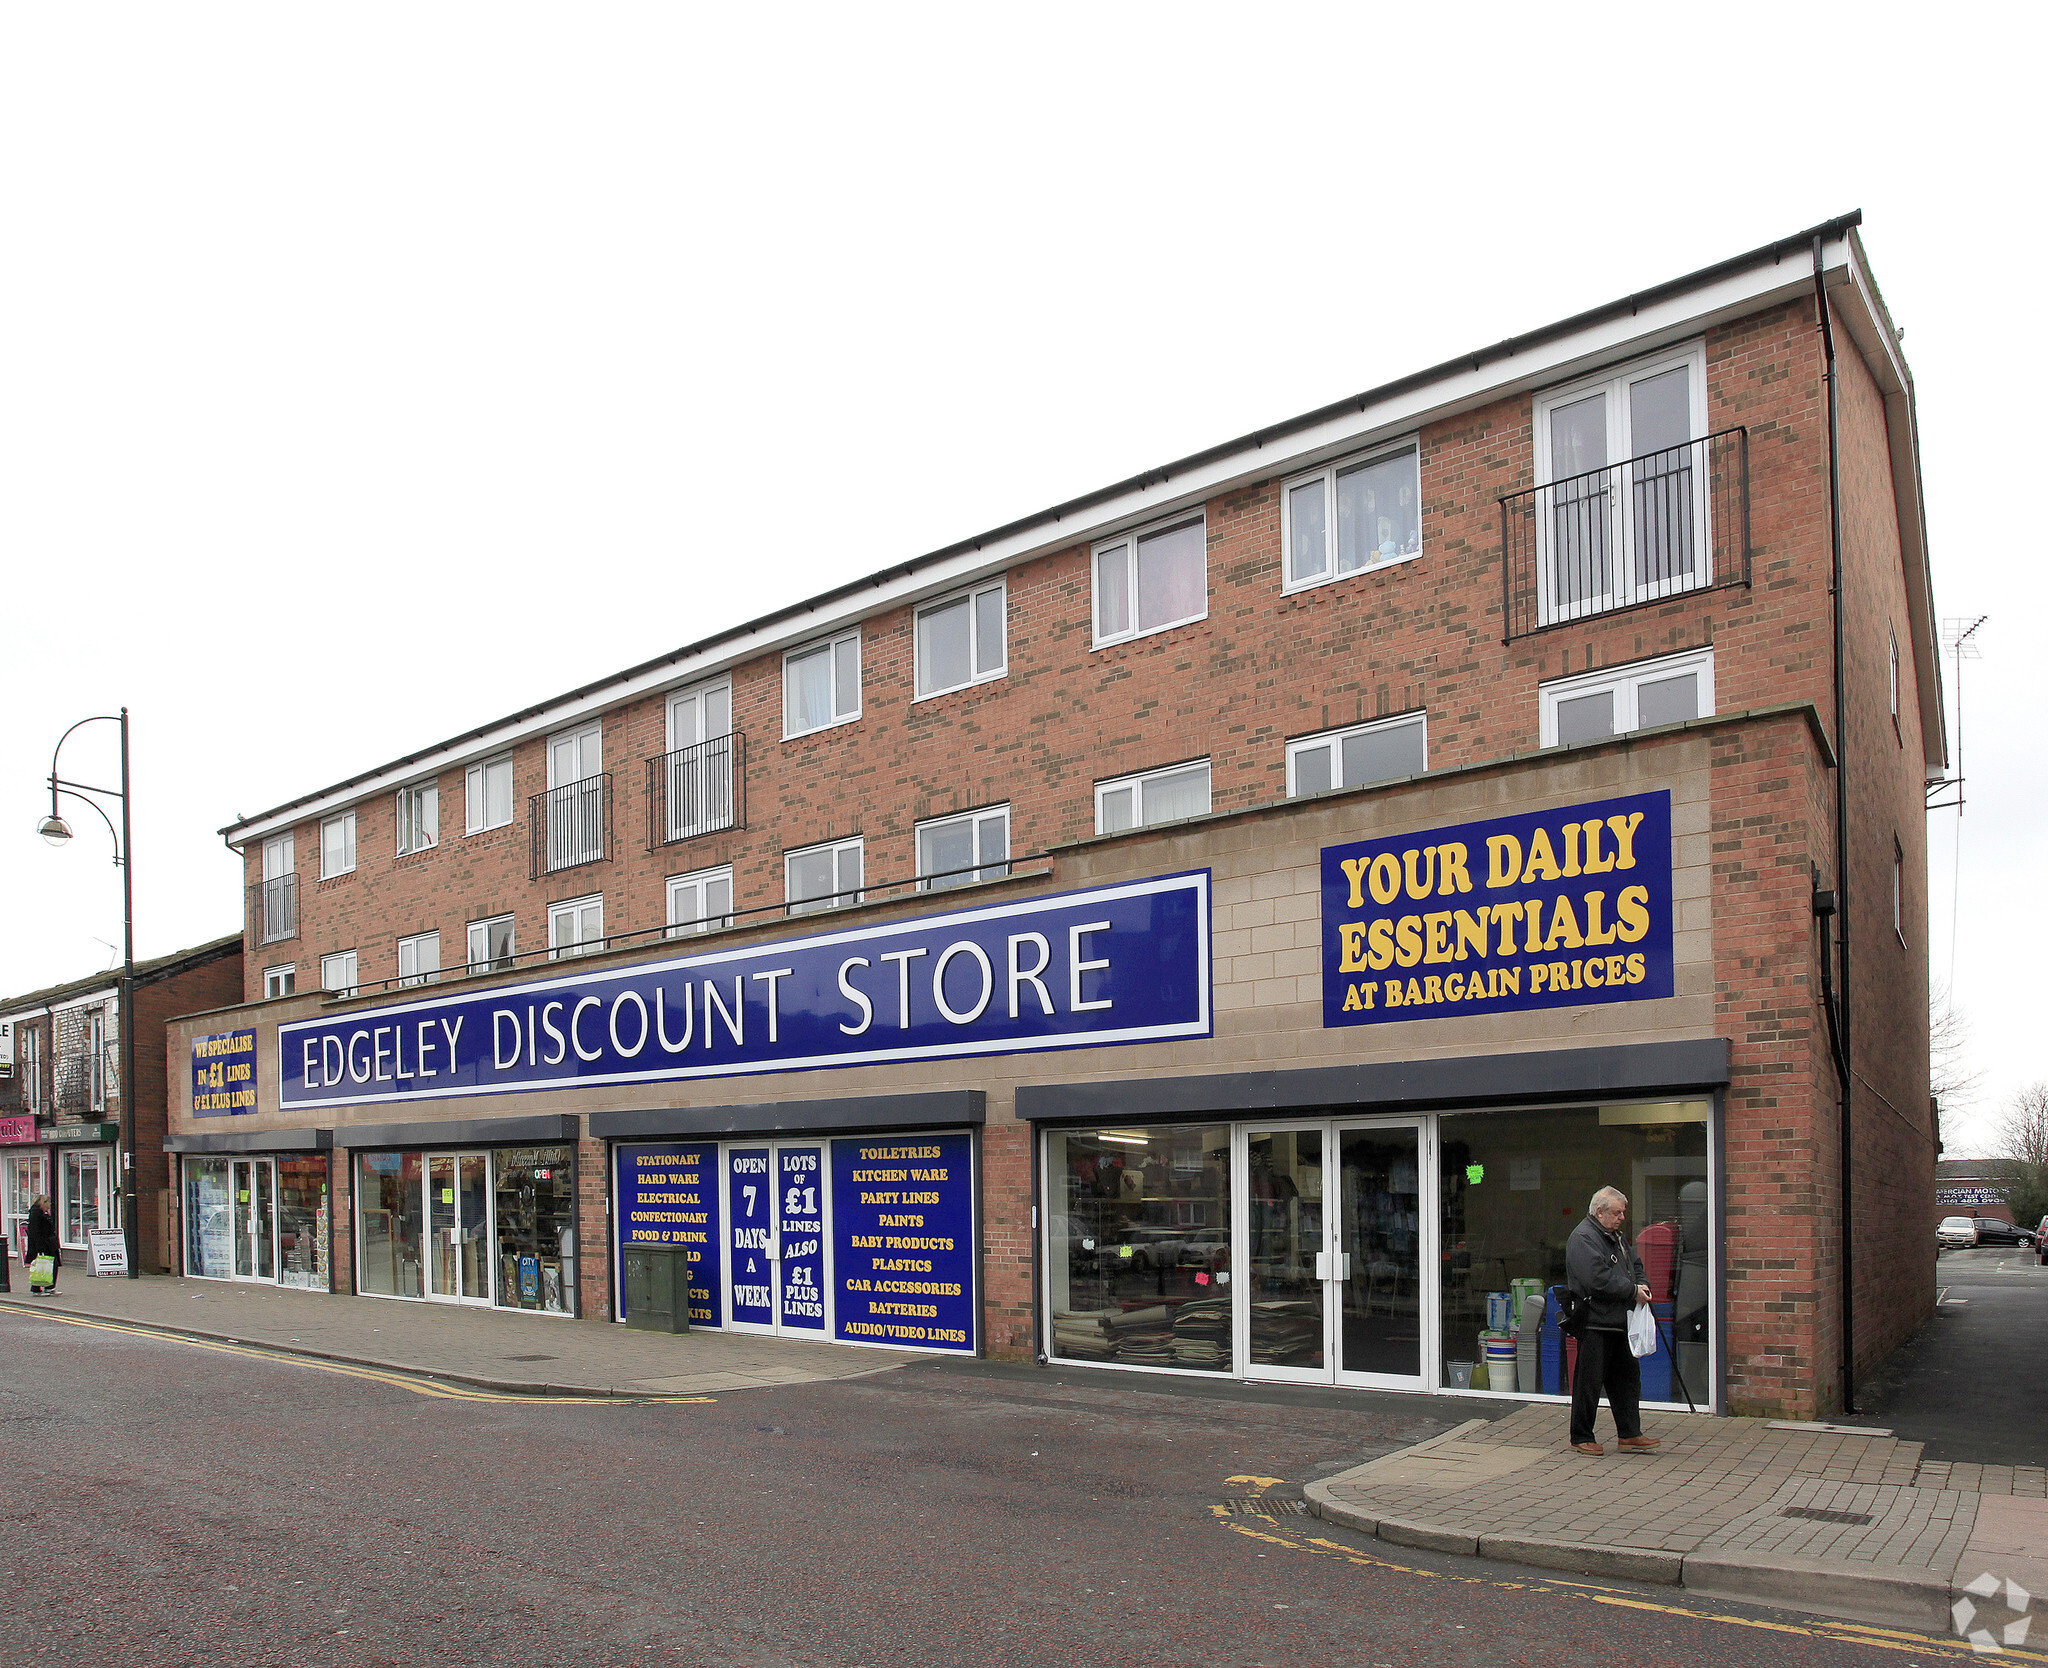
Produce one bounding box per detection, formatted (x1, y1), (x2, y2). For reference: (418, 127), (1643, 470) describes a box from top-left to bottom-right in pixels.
(38, 708), (139, 1280)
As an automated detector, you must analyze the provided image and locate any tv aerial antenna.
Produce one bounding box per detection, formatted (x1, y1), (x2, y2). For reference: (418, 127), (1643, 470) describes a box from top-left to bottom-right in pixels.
(1926, 615), (1984, 813)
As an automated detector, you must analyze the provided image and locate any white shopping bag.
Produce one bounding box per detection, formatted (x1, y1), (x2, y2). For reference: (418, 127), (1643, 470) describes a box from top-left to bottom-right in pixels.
(1627, 1302), (1657, 1358)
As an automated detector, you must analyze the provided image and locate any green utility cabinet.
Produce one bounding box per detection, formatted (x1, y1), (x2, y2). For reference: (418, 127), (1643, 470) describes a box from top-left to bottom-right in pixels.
(620, 1242), (693, 1333)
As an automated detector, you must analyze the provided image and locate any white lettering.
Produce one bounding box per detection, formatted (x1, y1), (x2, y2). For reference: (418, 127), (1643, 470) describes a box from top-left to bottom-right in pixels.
(1069, 921), (1113, 1013)
(703, 978), (743, 1049)
(656, 984), (694, 1052)
(751, 967), (793, 1044)
(540, 1001), (567, 1066)
(1006, 931), (1054, 1019)
(609, 990), (649, 1058)
(493, 1010), (521, 1071)
(880, 947), (927, 1029)
(932, 940), (993, 1025)
(837, 958), (873, 1036)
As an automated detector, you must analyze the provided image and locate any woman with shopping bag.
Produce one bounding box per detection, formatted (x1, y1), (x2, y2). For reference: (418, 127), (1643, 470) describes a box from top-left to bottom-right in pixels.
(1563, 1186), (1659, 1456)
(24, 1193), (61, 1296)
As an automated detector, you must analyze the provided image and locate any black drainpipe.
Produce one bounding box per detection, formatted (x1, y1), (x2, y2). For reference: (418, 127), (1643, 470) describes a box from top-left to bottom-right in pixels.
(1812, 237), (1856, 1415)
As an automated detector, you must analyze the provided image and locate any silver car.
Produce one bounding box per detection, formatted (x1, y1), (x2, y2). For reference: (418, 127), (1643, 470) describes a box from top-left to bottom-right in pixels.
(1937, 1215), (1978, 1249)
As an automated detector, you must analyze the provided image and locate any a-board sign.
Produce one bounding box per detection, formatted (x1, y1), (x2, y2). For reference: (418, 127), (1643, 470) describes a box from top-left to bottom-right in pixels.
(87, 1228), (129, 1278)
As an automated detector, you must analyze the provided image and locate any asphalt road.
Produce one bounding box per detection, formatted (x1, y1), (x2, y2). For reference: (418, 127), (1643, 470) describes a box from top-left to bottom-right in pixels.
(1847, 1243), (2048, 1463)
(0, 1308), (1993, 1668)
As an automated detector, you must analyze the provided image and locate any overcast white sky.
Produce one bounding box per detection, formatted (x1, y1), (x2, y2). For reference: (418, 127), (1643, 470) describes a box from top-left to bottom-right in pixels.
(2, 6), (2040, 1154)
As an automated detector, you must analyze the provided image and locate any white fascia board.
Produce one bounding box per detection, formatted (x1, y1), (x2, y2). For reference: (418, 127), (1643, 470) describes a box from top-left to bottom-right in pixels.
(0, 987), (117, 1023)
(225, 236), (1855, 850)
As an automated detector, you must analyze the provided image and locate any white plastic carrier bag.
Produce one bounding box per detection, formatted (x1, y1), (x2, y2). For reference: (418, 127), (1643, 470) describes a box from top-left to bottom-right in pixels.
(1627, 1301), (1657, 1358)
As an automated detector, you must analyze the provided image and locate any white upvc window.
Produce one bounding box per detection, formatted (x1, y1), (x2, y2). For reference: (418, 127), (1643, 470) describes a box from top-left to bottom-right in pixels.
(258, 833), (296, 944)
(1540, 647), (1716, 748)
(916, 806), (1010, 891)
(321, 951), (359, 998)
(87, 1008), (109, 1111)
(263, 965), (296, 1000)
(915, 580), (1006, 699)
(466, 915), (516, 975)
(784, 633), (861, 738)
(320, 811), (356, 879)
(785, 837), (863, 916)
(396, 781), (439, 856)
(1287, 713), (1428, 797)
(666, 866), (735, 937)
(1282, 442), (1422, 592)
(1093, 514), (1207, 647)
(398, 931), (441, 988)
(20, 1026), (43, 1114)
(465, 755), (515, 835)
(1095, 760), (1212, 835)
(548, 895), (605, 960)
(662, 680), (737, 841)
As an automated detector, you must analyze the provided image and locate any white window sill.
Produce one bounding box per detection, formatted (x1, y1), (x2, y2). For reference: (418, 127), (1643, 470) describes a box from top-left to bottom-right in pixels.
(911, 669), (1007, 704)
(319, 867), (356, 881)
(1281, 548), (1425, 596)
(464, 821), (514, 839)
(782, 712), (862, 742)
(1091, 611), (1208, 653)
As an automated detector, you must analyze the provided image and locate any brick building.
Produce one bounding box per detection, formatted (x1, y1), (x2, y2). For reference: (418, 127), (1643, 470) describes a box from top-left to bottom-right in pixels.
(163, 212), (1939, 1418)
(2, 933), (241, 1271)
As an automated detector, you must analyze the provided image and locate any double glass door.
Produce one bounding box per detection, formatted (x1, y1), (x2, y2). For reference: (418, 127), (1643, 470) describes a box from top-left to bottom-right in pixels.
(1238, 1120), (1432, 1388)
(427, 1152), (491, 1304)
(725, 1144), (827, 1336)
(231, 1158), (277, 1281)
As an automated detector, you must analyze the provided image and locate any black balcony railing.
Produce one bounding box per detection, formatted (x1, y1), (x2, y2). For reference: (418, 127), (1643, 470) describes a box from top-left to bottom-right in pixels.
(646, 732), (744, 849)
(1499, 427), (1749, 642)
(531, 772), (612, 878)
(251, 873), (298, 944)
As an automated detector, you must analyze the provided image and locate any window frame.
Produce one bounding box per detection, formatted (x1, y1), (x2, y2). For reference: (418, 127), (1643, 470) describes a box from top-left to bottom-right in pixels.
(666, 865), (736, 938)
(320, 811), (356, 879)
(395, 780), (439, 857)
(464, 754), (515, 836)
(784, 836), (864, 917)
(913, 579), (1008, 701)
(1538, 647), (1716, 748)
(466, 914), (516, 976)
(783, 631), (863, 740)
(1093, 759), (1213, 836)
(397, 931), (441, 988)
(1091, 512), (1209, 649)
(1280, 439), (1424, 595)
(547, 894), (606, 960)
(87, 1008), (107, 1111)
(915, 804), (1011, 891)
(320, 950), (359, 998)
(263, 965), (297, 1000)
(1285, 712), (1429, 798)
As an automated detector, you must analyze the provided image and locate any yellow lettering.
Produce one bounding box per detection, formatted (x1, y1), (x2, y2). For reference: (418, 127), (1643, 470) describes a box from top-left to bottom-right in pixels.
(1544, 893), (1584, 951)
(1529, 964), (1549, 992)
(1454, 907), (1490, 962)
(1339, 922), (1370, 972)
(1584, 957), (1605, 987)
(1581, 818), (1615, 874)
(1423, 911), (1454, 964)
(1580, 889), (1618, 947)
(1607, 812), (1645, 870)
(1486, 834), (1523, 888)
(1490, 900), (1522, 956)
(1394, 915), (1424, 967)
(1606, 954), (1626, 986)
(1367, 918), (1396, 971)
(1423, 975), (1444, 1004)
(1444, 972), (1464, 1000)
(1615, 884), (1650, 942)
(1563, 821), (1583, 878)
(1439, 842), (1473, 895)
(1341, 985), (1362, 1012)
(1341, 856), (1371, 909)
(1384, 979), (1405, 1007)
(1521, 827), (1562, 883)
(1498, 967), (1520, 996)
(1369, 852), (1401, 906)
(1626, 952), (1646, 984)
(1403, 845), (1438, 901)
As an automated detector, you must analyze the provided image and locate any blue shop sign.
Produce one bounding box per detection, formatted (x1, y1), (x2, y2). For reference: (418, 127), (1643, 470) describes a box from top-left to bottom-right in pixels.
(279, 872), (1210, 1110)
(192, 1028), (259, 1116)
(1321, 791), (1674, 1027)
(615, 1140), (723, 1327)
(832, 1131), (975, 1352)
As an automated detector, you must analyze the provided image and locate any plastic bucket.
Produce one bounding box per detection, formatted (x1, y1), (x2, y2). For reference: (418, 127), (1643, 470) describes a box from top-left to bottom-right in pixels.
(1483, 1336), (1518, 1394)
(1446, 1360), (1474, 1389)
(1485, 1291), (1515, 1331)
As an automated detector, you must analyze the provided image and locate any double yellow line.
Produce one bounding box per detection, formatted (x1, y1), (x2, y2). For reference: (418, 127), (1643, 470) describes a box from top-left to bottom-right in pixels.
(1213, 1475), (2047, 1664)
(4, 1306), (711, 1406)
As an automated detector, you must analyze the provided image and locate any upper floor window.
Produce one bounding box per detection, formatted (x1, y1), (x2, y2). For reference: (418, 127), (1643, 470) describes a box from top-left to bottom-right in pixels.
(396, 781), (439, 856)
(661, 681), (738, 842)
(917, 806), (1010, 891)
(1096, 760), (1211, 835)
(1287, 713), (1427, 797)
(543, 724), (607, 872)
(1540, 647), (1714, 748)
(785, 633), (861, 738)
(263, 965), (296, 1000)
(916, 581), (1006, 698)
(258, 833), (296, 945)
(321, 950), (359, 998)
(786, 837), (863, 916)
(87, 1008), (107, 1111)
(1093, 515), (1206, 647)
(320, 811), (356, 879)
(465, 755), (514, 835)
(466, 914), (515, 975)
(1284, 444), (1421, 591)
(18, 1025), (42, 1113)
(667, 865), (735, 937)
(398, 931), (441, 988)
(548, 895), (605, 959)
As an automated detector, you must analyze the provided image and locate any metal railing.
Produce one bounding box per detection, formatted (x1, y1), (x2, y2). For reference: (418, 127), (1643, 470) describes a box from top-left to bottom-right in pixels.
(646, 732), (745, 848)
(251, 873), (298, 944)
(530, 772), (612, 878)
(1499, 427), (1748, 642)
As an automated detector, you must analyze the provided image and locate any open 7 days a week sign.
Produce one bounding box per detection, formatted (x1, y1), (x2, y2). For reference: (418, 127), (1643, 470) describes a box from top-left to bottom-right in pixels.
(1322, 790), (1674, 1027)
(279, 873), (1210, 1109)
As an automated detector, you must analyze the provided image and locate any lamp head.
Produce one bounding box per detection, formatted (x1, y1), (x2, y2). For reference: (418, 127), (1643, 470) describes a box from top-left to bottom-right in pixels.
(37, 815), (73, 847)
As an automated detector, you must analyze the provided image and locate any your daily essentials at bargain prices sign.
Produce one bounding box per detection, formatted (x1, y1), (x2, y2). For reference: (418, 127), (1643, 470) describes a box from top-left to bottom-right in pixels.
(278, 874), (1209, 1109)
(1322, 791), (1673, 1026)
(614, 1132), (976, 1352)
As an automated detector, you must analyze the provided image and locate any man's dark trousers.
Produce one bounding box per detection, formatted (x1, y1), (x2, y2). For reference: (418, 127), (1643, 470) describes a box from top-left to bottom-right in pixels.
(1570, 1328), (1642, 1445)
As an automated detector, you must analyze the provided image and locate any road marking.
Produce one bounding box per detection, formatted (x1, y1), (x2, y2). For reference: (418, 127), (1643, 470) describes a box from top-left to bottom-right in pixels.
(5, 1308), (713, 1406)
(1216, 1475), (2048, 1663)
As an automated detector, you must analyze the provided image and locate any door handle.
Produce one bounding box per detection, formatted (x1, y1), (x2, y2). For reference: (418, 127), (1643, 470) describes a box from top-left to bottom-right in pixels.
(1315, 1250), (1330, 1281)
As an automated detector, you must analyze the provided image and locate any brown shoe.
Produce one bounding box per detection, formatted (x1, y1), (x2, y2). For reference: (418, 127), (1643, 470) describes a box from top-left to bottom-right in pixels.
(1572, 1441), (1604, 1455)
(1616, 1436), (1661, 1450)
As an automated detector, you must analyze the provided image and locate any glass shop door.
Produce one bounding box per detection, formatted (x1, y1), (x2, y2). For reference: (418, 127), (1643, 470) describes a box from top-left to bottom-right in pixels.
(230, 1158), (277, 1282)
(724, 1143), (828, 1337)
(1331, 1121), (1431, 1391)
(425, 1152), (492, 1305)
(1236, 1125), (1331, 1383)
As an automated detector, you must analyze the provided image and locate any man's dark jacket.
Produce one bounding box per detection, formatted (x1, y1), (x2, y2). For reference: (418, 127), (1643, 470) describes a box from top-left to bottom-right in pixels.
(1566, 1214), (1645, 1332)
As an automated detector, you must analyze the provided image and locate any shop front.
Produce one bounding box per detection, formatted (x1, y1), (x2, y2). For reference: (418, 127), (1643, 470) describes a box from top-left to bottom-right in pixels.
(50, 1122), (119, 1252)
(170, 1129), (334, 1289)
(2, 1115), (48, 1260)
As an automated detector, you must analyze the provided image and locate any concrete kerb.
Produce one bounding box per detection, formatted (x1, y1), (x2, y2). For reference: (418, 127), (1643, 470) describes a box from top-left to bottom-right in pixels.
(1681, 1550), (1956, 1633)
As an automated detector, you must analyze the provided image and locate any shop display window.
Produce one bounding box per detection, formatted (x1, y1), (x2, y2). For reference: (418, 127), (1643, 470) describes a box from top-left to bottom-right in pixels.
(277, 1157), (330, 1290)
(1045, 1124), (1232, 1372)
(186, 1156), (234, 1279)
(1437, 1101), (1710, 1402)
(358, 1151), (424, 1297)
(493, 1146), (576, 1315)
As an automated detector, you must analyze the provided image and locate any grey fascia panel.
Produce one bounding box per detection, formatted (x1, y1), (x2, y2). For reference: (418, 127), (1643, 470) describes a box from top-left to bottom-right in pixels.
(1014, 1040), (1732, 1123)
(166, 1127), (334, 1155)
(334, 1112), (582, 1150)
(590, 1090), (986, 1142)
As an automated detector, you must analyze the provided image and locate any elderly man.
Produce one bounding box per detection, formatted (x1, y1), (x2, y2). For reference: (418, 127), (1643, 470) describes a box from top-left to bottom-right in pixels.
(1565, 1186), (1659, 1455)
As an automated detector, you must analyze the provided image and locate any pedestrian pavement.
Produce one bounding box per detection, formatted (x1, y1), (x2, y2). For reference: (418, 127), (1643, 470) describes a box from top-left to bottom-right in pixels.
(0, 1271), (929, 1396)
(1307, 1402), (2048, 1638)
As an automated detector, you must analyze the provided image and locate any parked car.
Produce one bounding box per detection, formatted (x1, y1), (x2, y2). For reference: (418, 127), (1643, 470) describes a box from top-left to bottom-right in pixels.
(1937, 1216), (1978, 1249)
(1968, 1216), (2035, 1249)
